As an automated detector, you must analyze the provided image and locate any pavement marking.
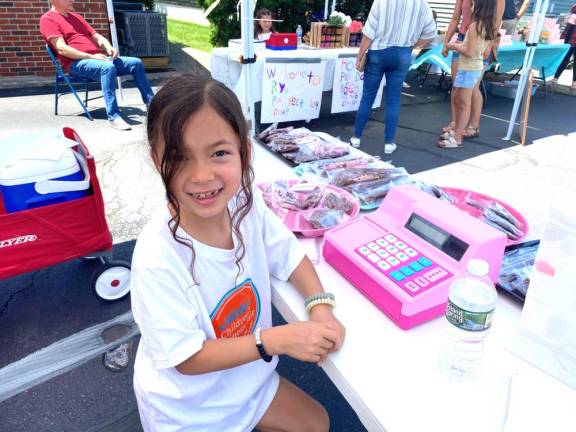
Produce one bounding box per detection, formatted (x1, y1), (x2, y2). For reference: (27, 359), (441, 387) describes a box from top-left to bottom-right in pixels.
(0, 311), (139, 403)
(481, 113), (542, 131)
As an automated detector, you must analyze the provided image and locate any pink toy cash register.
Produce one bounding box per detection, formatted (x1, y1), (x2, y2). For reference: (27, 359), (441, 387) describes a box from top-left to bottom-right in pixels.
(323, 184), (507, 329)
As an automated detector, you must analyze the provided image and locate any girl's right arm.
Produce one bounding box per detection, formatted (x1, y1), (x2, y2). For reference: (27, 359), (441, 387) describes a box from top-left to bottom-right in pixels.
(442, 0), (463, 57)
(176, 322), (339, 375)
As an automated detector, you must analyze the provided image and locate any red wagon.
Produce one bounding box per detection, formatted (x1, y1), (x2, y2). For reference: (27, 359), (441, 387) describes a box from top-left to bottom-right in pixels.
(0, 127), (131, 301)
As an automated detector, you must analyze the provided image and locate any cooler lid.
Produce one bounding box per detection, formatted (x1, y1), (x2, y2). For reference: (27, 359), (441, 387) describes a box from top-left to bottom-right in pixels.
(0, 132), (81, 184)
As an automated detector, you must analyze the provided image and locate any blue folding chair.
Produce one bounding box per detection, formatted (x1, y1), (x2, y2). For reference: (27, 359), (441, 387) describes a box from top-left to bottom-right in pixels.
(46, 44), (96, 120)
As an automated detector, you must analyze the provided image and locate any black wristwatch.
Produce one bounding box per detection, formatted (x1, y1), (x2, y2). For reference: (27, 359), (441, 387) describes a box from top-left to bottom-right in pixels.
(255, 327), (272, 362)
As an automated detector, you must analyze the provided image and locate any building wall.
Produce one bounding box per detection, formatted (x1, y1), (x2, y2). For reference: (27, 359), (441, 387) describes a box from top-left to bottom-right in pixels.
(0, 0), (110, 77)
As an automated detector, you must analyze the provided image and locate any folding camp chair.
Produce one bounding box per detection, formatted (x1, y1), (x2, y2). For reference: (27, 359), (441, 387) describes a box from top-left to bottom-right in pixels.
(45, 44), (96, 120)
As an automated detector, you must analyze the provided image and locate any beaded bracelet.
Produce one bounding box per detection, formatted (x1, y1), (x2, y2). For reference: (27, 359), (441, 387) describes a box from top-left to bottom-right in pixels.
(305, 297), (336, 313)
(304, 292), (336, 313)
(304, 292), (335, 308)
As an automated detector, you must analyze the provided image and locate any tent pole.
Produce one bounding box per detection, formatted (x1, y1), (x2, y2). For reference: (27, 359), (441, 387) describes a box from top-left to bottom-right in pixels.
(241, 0), (256, 138)
(105, 0), (124, 102)
(504, 0), (549, 141)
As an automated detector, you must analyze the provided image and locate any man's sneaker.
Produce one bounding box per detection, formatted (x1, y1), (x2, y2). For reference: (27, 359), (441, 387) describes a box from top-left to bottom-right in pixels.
(103, 342), (131, 372)
(108, 116), (132, 131)
(384, 143), (397, 154)
(349, 137), (361, 148)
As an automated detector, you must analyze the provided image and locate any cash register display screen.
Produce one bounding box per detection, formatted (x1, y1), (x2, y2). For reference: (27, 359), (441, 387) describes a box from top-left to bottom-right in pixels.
(405, 214), (469, 261)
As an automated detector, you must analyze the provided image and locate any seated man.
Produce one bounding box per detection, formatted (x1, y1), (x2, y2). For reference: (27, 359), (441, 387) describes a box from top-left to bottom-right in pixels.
(40, 0), (154, 130)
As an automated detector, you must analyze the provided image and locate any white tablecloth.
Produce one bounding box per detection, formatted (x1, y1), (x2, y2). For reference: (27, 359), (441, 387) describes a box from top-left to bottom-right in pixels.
(211, 46), (360, 103)
(251, 134), (576, 432)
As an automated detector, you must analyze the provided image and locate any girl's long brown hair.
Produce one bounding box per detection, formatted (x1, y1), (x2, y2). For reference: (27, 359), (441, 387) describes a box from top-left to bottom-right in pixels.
(146, 74), (254, 283)
(472, 0), (499, 41)
(254, 8), (276, 38)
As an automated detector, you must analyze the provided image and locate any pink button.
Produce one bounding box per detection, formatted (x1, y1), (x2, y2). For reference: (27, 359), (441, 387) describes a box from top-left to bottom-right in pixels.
(415, 277), (429, 287)
(424, 268), (448, 282)
(405, 282), (420, 292)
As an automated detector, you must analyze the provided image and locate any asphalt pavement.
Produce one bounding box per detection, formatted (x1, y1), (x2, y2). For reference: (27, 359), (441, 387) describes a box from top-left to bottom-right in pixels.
(0, 42), (575, 432)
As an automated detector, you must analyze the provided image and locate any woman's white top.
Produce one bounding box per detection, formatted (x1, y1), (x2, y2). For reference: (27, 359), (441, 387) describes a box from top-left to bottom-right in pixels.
(363, 0), (437, 50)
(131, 189), (305, 431)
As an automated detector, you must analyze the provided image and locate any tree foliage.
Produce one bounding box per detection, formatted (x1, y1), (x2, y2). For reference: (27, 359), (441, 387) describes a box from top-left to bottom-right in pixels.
(197, 0), (372, 47)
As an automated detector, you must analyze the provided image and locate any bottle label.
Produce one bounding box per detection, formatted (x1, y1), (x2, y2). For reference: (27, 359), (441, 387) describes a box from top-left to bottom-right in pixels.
(445, 299), (494, 332)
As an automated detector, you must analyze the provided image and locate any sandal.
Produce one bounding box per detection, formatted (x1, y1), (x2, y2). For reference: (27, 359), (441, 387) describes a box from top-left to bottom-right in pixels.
(439, 129), (454, 140)
(437, 135), (463, 149)
(441, 122), (455, 134)
(463, 126), (480, 138)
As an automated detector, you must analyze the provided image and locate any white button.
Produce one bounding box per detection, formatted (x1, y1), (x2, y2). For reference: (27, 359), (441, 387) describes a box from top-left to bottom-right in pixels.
(405, 248), (417, 257)
(377, 261), (391, 271)
(368, 253), (381, 263)
(384, 234), (397, 242)
(385, 245), (399, 254)
(377, 249), (390, 258)
(376, 238), (389, 247)
(415, 277), (429, 287)
(358, 246), (371, 256)
(386, 256), (400, 266)
(368, 242), (380, 251)
(396, 252), (409, 262)
(405, 282), (420, 292)
(394, 241), (407, 250)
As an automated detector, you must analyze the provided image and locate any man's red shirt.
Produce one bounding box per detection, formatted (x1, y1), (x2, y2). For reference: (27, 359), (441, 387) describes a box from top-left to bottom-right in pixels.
(40, 10), (101, 71)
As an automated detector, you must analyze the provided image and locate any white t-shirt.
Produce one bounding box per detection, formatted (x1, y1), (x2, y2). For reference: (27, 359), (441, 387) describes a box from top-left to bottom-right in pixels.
(131, 189), (305, 432)
(257, 32), (271, 41)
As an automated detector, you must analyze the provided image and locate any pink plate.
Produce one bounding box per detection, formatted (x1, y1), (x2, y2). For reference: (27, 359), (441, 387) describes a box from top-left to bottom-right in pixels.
(441, 187), (529, 245)
(258, 180), (360, 237)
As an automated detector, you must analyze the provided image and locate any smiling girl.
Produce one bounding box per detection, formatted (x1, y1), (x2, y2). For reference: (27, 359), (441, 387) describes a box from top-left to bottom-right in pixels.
(131, 74), (345, 431)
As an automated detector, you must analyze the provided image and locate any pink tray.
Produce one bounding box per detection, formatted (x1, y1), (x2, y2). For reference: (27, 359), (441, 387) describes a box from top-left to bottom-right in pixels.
(258, 180), (360, 237)
(441, 187), (529, 245)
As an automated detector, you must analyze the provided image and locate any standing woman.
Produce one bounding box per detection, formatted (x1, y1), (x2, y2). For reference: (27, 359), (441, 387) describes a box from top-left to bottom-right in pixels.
(551, 4), (576, 90)
(351, 0), (437, 154)
(440, 0), (504, 139)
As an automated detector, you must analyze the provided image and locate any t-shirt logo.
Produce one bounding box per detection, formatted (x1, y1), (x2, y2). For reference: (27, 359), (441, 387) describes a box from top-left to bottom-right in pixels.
(210, 278), (260, 339)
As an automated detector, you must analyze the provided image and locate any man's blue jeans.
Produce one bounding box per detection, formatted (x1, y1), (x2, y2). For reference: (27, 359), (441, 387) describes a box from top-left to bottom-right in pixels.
(354, 47), (412, 144)
(69, 56), (154, 120)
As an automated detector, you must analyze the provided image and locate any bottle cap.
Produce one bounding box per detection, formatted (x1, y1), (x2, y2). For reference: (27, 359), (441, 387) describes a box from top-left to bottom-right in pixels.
(467, 259), (489, 277)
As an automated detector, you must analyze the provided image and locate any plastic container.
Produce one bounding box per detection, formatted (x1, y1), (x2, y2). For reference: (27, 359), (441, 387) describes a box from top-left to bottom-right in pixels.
(266, 33), (298, 50)
(0, 134), (90, 213)
(440, 259), (497, 380)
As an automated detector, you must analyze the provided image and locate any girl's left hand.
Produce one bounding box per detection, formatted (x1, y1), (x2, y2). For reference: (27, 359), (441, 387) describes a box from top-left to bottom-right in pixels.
(309, 304), (345, 353)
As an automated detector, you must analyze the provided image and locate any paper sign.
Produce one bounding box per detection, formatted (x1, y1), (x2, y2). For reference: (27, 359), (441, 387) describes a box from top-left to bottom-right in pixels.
(261, 59), (326, 123)
(331, 55), (384, 114)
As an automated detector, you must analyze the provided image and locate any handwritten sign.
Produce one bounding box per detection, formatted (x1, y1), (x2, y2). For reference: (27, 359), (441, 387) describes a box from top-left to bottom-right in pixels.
(261, 59), (326, 123)
(331, 55), (384, 114)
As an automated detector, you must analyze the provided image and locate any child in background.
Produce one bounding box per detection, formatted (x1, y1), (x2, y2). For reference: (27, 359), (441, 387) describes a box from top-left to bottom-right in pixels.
(438, 0), (499, 149)
(254, 8), (276, 41)
(131, 74), (345, 431)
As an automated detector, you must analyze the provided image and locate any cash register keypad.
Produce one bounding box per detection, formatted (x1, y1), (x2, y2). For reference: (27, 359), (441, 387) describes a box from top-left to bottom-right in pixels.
(355, 234), (452, 296)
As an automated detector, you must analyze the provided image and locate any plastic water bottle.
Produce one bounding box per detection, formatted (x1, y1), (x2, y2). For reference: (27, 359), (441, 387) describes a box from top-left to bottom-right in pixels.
(440, 259), (497, 380)
(296, 25), (303, 45)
